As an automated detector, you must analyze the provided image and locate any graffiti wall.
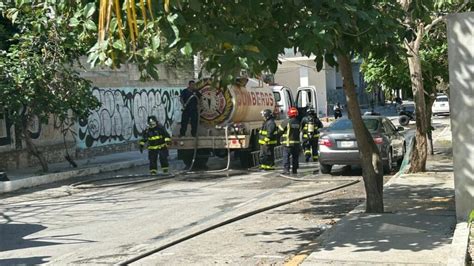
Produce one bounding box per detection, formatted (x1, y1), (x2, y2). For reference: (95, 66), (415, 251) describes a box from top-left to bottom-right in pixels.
(77, 87), (183, 148)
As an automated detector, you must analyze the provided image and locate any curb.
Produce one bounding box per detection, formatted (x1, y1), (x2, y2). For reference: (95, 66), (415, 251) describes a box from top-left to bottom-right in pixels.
(447, 222), (471, 266)
(0, 159), (148, 194)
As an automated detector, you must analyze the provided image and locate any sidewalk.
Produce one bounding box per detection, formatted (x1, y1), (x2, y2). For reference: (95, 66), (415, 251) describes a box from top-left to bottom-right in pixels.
(297, 124), (468, 265)
(0, 150), (179, 194)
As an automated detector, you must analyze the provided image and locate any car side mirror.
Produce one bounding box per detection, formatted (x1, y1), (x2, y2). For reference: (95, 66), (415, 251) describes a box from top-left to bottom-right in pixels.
(397, 126), (405, 132)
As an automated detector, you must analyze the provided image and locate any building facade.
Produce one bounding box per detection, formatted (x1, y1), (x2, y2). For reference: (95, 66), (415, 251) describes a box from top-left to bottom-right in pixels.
(0, 63), (192, 170)
(273, 49), (369, 117)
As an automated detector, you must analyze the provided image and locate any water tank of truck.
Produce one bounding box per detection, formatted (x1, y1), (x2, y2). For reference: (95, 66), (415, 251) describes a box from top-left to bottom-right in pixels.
(198, 78), (277, 126)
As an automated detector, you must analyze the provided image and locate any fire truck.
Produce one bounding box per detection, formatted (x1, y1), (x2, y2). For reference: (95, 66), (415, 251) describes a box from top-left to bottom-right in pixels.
(169, 78), (319, 168)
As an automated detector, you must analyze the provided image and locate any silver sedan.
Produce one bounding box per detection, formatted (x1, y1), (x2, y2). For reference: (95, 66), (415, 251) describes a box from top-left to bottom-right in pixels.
(318, 116), (406, 174)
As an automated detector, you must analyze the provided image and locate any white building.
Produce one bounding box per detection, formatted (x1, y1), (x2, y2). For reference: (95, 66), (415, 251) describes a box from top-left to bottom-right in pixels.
(273, 49), (369, 117)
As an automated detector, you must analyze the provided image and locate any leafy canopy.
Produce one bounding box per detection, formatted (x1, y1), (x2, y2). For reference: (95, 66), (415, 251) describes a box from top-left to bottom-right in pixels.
(0, 0), (100, 126)
(89, 0), (403, 82)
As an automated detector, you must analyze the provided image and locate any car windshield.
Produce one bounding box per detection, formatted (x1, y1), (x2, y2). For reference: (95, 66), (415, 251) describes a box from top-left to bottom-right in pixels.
(401, 104), (415, 112)
(436, 97), (448, 102)
(329, 119), (380, 132)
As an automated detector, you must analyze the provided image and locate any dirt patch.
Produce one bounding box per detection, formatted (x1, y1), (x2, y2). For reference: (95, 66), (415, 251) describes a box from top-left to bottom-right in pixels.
(293, 175), (392, 228)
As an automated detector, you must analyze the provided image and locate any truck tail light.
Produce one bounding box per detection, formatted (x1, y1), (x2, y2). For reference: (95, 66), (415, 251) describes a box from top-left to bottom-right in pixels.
(319, 138), (333, 147)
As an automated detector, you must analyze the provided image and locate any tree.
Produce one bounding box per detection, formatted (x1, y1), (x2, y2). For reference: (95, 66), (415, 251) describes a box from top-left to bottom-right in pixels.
(397, 0), (471, 172)
(362, 22), (451, 154)
(87, 0), (403, 213)
(0, 1), (100, 172)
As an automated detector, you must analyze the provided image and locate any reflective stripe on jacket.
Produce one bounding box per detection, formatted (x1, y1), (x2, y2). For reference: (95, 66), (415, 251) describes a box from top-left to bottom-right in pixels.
(259, 118), (277, 145)
(278, 117), (301, 146)
(140, 124), (171, 150)
(301, 116), (323, 140)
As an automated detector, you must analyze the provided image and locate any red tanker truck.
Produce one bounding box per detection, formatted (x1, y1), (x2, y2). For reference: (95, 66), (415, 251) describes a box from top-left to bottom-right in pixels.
(169, 78), (318, 169)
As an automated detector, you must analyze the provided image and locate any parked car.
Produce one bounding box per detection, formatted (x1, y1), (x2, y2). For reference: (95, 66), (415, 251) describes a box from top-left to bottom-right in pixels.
(318, 116), (406, 174)
(432, 94), (450, 116)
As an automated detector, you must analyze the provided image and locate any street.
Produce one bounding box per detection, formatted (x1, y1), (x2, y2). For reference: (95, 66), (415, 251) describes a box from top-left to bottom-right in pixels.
(0, 117), (451, 265)
(0, 154), (391, 265)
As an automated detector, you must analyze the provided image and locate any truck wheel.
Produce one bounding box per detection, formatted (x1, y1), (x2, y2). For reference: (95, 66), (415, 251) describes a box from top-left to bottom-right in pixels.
(399, 115), (410, 126)
(182, 155), (209, 169)
(239, 151), (253, 168)
(181, 151), (194, 168)
(319, 163), (332, 174)
(193, 157), (209, 169)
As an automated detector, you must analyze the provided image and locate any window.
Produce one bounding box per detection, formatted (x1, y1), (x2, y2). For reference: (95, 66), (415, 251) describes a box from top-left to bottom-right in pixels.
(285, 90), (294, 107)
(273, 92), (281, 102)
(329, 118), (380, 132)
(382, 120), (394, 134)
(296, 89), (312, 108)
(436, 97), (448, 102)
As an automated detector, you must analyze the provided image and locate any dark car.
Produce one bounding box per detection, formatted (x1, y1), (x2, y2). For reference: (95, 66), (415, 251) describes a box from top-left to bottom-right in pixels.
(318, 116), (406, 174)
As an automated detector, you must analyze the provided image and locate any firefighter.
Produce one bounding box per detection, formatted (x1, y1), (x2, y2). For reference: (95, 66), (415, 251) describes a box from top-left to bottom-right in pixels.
(278, 107), (301, 175)
(301, 107), (324, 162)
(180, 80), (202, 137)
(139, 116), (172, 174)
(259, 109), (278, 170)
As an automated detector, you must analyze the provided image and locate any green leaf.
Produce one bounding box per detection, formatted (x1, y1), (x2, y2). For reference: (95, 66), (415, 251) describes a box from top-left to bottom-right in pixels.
(105, 58), (113, 67)
(325, 53), (337, 67)
(112, 40), (124, 50)
(83, 3), (96, 18)
(468, 209), (474, 225)
(180, 42), (192, 56)
(189, 0), (201, 12)
(98, 52), (107, 61)
(151, 36), (160, 50)
(69, 17), (80, 27)
(10, 10), (19, 23)
(315, 56), (324, 72)
(87, 52), (99, 68)
(84, 20), (97, 31)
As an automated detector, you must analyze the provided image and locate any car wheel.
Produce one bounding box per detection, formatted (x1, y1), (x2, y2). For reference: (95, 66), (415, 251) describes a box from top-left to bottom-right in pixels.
(399, 115), (410, 126)
(383, 149), (393, 174)
(320, 163), (332, 174)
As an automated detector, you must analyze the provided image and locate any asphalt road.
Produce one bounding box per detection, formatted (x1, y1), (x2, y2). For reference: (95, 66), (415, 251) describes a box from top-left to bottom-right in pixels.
(0, 116), (449, 265)
(0, 156), (373, 265)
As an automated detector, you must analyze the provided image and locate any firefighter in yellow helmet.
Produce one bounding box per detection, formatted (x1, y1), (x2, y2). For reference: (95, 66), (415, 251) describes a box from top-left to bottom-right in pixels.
(139, 116), (172, 174)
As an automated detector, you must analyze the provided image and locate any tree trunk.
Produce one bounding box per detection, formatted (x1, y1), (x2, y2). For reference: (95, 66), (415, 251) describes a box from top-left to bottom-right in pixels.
(21, 117), (49, 172)
(405, 27), (428, 173)
(426, 95), (436, 155)
(338, 54), (384, 213)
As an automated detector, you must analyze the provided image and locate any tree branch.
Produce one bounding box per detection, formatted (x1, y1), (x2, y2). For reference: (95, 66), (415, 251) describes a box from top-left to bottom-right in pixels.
(424, 0), (470, 33)
(341, 28), (372, 37)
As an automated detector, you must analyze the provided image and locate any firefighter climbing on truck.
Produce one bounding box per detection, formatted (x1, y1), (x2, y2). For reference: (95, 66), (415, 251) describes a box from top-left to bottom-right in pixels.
(180, 80), (202, 137)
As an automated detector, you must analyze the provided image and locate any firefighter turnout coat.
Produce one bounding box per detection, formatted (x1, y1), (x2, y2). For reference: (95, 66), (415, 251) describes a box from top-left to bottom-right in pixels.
(258, 117), (278, 170)
(140, 124), (172, 174)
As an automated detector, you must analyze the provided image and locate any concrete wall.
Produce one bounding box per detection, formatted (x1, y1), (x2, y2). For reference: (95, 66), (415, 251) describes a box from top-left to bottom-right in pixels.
(77, 86), (183, 148)
(0, 62), (192, 170)
(447, 12), (474, 221)
(273, 59), (305, 95)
